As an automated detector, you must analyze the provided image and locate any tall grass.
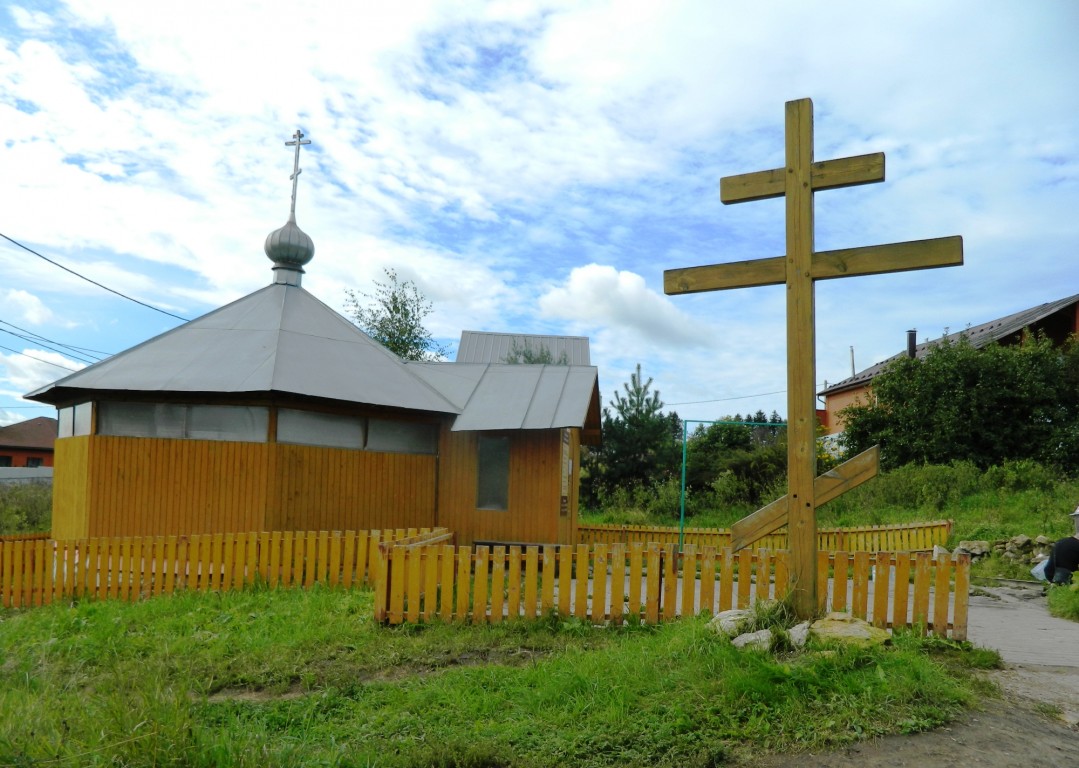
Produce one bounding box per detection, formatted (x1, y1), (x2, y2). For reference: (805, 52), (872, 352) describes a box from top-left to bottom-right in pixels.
(582, 460), (1079, 543)
(0, 586), (997, 767)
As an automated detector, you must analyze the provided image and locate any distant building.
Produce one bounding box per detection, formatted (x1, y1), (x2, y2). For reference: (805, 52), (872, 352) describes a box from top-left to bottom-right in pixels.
(26, 142), (600, 543)
(818, 293), (1079, 435)
(0, 416), (57, 469)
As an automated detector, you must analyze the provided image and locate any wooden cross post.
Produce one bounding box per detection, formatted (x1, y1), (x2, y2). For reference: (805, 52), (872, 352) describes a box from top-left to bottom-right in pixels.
(664, 98), (963, 618)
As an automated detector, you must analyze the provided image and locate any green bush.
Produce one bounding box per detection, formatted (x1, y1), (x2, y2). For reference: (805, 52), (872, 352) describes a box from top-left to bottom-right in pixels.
(0, 484), (52, 535)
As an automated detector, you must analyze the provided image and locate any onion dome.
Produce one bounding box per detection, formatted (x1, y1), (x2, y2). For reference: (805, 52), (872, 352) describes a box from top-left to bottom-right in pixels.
(265, 214), (315, 284)
(267, 129), (315, 286)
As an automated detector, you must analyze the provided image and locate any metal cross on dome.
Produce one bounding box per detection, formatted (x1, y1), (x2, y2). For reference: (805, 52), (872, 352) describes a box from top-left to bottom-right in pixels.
(285, 129), (312, 219)
(664, 98), (963, 618)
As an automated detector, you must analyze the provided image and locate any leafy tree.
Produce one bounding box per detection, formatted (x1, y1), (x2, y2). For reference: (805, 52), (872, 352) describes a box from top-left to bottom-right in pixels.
(684, 418), (787, 507)
(840, 334), (1079, 471)
(502, 340), (570, 365)
(581, 364), (681, 506)
(344, 269), (448, 361)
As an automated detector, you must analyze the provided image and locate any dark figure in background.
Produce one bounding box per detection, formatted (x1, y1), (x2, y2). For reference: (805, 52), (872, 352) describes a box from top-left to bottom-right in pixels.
(1045, 506), (1079, 585)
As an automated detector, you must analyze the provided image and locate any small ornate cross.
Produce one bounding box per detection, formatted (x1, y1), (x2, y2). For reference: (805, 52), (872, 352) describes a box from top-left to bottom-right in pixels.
(285, 129), (312, 219)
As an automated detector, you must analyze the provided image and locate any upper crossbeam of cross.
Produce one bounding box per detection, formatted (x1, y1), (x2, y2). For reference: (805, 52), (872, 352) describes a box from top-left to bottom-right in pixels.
(285, 129), (312, 219)
(664, 98), (962, 617)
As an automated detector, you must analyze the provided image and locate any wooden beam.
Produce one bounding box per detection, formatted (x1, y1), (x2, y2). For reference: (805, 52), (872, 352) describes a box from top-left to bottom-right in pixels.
(812, 236), (963, 281)
(729, 445), (881, 551)
(784, 97), (818, 619)
(664, 256), (785, 295)
(720, 153), (885, 204)
(663, 236), (962, 296)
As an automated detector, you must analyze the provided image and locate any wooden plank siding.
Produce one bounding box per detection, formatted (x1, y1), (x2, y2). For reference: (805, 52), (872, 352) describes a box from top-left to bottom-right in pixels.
(51, 436), (436, 539)
(577, 520), (952, 553)
(374, 542), (972, 640)
(0, 528), (438, 609)
(437, 429), (578, 546)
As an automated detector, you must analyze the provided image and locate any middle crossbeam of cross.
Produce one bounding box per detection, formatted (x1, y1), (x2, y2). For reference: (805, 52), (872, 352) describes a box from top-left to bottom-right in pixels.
(664, 98), (962, 617)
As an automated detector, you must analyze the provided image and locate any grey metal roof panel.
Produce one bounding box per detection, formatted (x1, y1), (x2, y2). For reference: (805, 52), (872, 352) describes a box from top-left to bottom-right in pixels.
(26, 284), (460, 414)
(456, 331), (591, 365)
(819, 292), (1079, 396)
(404, 363), (488, 410)
(445, 364), (599, 432)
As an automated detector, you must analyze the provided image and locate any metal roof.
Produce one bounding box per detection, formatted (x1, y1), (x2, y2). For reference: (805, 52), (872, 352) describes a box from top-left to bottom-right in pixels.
(456, 331), (591, 365)
(820, 292), (1079, 396)
(408, 362), (601, 440)
(25, 286), (601, 439)
(26, 284), (459, 414)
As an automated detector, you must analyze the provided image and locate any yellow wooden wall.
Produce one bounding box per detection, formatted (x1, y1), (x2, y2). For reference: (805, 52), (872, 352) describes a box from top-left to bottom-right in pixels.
(52, 436), (436, 539)
(52, 437), (89, 541)
(437, 428), (576, 546)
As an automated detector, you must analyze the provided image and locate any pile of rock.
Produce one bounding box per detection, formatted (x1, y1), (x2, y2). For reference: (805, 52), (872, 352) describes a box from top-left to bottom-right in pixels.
(949, 535), (1054, 566)
(707, 603), (891, 653)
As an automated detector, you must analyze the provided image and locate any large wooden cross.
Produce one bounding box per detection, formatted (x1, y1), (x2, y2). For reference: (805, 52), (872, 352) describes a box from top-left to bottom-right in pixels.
(664, 98), (963, 618)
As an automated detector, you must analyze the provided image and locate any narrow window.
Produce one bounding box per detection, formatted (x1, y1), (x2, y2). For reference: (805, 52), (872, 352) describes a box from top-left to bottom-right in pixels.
(477, 435), (510, 511)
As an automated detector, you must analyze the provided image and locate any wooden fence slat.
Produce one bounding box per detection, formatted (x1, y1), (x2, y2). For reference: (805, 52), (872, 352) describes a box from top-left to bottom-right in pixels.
(892, 552), (911, 629)
(455, 546), (471, 621)
(872, 552), (892, 628)
(736, 549), (752, 609)
(718, 547), (734, 612)
(592, 544), (608, 624)
(628, 543), (644, 620)
(645, 544), (660, 624)
(489, 546), (505, 624)
(540, 545), (556, 615)
(662, 545), (678, 621)
(680, 546), (697, 618)
(573, 545), (589, 620)
(473, 546), (489, 624)
(507, 546), (522, 618)
(610, 544), (626, 624)
(699, 547), (716, 616)
(755, 549), (771, 603)
(911, 553), (932, 634)
(439, 544), (455, 622)
(851, 552), (870, 620)
(933, 556), (951, 637)
(558, 545), (572, 616)
(832, 551), (849, 612)
(407, 546), (424, 623)
(524, 547), (539, 619)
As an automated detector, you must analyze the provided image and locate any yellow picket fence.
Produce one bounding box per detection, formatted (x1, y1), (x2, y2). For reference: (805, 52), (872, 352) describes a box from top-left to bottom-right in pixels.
(0, 528), (449, 609)
(577, 520), (952, 553)
(374, 542), (971, 640)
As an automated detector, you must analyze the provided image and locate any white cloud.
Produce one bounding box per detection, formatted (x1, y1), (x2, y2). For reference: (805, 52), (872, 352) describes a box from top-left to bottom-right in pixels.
(538, 263), (706, 347)
(2, 289), (54, 324)
(0, 348), (85, 396)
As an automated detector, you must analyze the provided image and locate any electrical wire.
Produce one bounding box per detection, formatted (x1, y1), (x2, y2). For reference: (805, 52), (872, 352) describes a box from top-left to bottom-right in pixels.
(0, 342), (81, 372)
(0, 319), (111, 359)
(0, 326), (102, 365)
(0, 232), (190, 322)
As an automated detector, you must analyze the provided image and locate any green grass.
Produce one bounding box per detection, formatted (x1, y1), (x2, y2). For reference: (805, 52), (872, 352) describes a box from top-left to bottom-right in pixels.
(1047, 583), (1079, 622)
(582, 463), (1079, 545)
(0, 586), (999, 767)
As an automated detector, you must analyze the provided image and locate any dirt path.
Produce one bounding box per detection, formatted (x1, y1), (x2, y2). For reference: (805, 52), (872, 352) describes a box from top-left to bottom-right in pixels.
(754, 583), (1079, 767)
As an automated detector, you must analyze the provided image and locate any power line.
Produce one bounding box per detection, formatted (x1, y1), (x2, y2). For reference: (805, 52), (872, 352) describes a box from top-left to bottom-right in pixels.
(0, 319), (111, 358)
(0, 342), (81, 373)
(667, 384), (830, 407)
(0, 325), (102, 365)
(0, 232), (190, 322)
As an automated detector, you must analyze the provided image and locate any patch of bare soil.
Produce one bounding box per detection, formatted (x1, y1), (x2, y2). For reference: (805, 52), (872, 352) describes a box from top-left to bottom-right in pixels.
(751, 665), (1079, 768)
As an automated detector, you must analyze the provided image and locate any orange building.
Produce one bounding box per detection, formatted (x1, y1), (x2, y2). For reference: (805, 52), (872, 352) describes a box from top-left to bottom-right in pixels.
(819, 293), (1079, 435)
(0, 416), (56, 468)
(27, 141), (600, 544)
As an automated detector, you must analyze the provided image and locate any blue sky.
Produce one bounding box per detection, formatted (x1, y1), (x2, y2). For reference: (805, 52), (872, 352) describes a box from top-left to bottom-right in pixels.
(1, 0), (1077, 427)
